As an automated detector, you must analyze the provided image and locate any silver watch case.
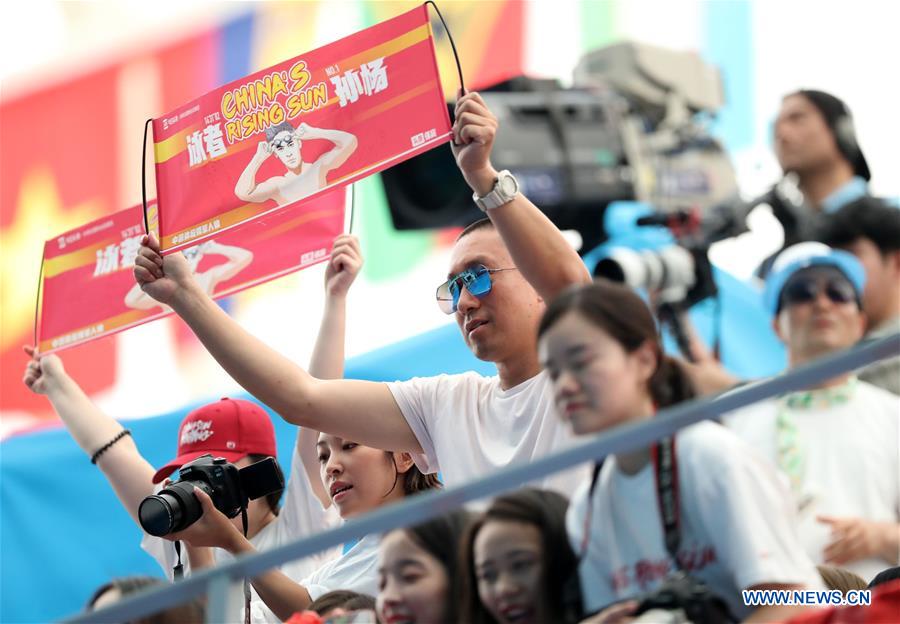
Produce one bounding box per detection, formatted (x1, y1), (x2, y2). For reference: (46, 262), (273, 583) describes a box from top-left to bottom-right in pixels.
(473, 170), (519, 211)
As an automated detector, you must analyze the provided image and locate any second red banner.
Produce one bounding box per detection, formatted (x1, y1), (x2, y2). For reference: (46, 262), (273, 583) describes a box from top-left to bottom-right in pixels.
(38, 192), (346, 354)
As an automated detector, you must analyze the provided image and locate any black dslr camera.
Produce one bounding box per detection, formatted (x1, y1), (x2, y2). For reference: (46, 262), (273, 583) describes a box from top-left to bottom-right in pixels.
(139, 454), (284, 537)
(634, 573), (735, 624)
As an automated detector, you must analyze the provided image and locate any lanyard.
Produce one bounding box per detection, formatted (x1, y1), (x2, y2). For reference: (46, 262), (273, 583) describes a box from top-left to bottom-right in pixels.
(651, 436), (681, 564)
(579, 436), (681, 564)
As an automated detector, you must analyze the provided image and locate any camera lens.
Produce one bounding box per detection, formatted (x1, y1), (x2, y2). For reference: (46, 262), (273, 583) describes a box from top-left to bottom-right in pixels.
(594, 246), (695, 295)
(138, 481), (205, 537)
(139, 495), (176, 537)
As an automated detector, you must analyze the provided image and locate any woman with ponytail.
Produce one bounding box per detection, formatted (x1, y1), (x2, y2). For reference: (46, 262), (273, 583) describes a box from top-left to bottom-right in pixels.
(537, 280), (823, 623)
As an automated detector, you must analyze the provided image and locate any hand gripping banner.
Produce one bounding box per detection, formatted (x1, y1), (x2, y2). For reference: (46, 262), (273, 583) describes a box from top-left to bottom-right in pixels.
(151, 4), (452, 253)
(37, 192), (345, 354)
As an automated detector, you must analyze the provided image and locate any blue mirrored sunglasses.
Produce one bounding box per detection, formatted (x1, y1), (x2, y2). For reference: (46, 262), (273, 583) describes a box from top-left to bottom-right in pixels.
(435, 264), (516, 314)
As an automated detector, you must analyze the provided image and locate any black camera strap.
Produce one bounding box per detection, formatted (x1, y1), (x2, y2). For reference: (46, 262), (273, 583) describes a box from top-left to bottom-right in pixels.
(652, 436), (682, 566)
(580, 435), (736, 624)
(172, 540), (184, 580)
(241, 505), (251, 624)
(653, 436), (739, 624)
(577, 459), (605, 561)
(580, 433), (680, 565)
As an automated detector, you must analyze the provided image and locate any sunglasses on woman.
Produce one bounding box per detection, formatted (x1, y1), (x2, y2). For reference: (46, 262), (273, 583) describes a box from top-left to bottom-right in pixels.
(435, 264), (516, 314)
(780, 274), (858, 310)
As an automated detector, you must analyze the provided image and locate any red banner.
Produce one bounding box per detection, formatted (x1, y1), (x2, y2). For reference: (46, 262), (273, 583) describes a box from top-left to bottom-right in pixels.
(152, 4), (451, 254)
(38, 193), (345, 354)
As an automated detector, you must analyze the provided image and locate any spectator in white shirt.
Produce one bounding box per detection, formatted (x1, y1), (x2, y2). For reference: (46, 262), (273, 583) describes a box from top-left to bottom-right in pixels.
(537, 279), (823, 622)
(725, 242), (900, 582)
(134, 92), (593, 495)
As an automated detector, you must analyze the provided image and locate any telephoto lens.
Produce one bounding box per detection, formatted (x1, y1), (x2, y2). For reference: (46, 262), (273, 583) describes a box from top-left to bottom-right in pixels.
(139, 481), (214, 537)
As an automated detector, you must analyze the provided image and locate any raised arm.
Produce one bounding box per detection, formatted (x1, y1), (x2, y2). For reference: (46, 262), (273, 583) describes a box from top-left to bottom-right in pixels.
(301, 234), (364, 508)
(22, 346), (156, 524)
(235, 142), (281, 203)
(300, 123), (358, 174)
(452, 90), (591, 302)
(133, 234), (420, 454)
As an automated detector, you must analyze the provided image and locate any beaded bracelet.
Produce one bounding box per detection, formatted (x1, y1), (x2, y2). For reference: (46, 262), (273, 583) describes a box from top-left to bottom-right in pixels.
(90, 429), (132, 464)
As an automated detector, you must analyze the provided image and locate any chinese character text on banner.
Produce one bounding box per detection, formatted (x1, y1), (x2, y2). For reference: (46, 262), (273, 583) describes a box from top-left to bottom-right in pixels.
(38, 192), (345, 353)
(152, 4), (451, 253)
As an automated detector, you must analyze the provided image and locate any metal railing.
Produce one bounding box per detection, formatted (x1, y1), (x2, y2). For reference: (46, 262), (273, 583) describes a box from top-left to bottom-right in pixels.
(61, 332), (900, 623)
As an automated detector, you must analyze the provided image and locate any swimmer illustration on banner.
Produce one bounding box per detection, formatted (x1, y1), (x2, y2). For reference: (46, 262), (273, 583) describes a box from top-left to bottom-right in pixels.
(152, 4), (451, 254)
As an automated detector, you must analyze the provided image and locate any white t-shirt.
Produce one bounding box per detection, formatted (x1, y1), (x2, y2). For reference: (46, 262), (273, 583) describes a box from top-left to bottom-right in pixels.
(724, 379), (900, 581)
(301, 533), (381, 600)
(567, 421), (823, 620)
(388, 370), (588, 495)
(142, 441), (341, 623)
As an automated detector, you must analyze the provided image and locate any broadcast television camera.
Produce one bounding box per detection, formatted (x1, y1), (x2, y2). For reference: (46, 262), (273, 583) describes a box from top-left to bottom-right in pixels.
(139, 454), (284, 537)
(382, 41), (743, 253)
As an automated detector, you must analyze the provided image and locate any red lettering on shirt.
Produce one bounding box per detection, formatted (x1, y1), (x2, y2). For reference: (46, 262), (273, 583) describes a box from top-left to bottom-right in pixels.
(677, 545), (717, 572)
(610, 566), (630, 592)
(634, 559), (672, 589)
(607, 545), (718, 593)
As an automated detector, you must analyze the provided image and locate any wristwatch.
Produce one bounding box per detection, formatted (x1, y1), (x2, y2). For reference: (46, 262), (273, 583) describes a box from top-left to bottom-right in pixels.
(473, 170), (519, 212)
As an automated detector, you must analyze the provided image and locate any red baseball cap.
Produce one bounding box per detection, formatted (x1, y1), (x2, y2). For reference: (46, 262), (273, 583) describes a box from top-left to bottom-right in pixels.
(152, 398), (277, 484)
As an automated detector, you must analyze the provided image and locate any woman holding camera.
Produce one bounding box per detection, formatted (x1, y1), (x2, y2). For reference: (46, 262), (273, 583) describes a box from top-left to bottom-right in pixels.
(126, 232), (440, 621)
(177, 433), (439, 620)
(536, 280), (824, 623)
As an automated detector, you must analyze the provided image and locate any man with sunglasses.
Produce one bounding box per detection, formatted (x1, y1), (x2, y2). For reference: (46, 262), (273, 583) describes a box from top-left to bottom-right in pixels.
(724, 242), (899, 582)
(235, 120), (358, 207)
(135, 90), (592, 495)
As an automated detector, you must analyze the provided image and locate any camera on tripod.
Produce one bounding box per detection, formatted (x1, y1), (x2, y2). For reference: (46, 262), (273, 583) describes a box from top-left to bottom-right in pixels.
(589, 201), (736, 311)
(139, 454), (284, 537)
(585, 198), (753, 359)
